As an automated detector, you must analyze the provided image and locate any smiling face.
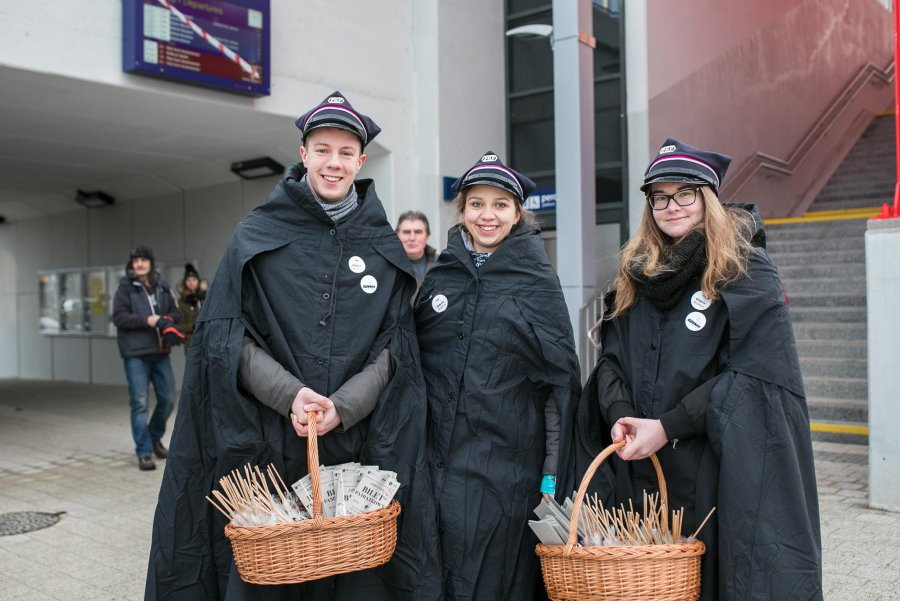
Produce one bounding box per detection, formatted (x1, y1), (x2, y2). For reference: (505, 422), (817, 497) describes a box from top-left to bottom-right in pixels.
(397, 218), (429, 261)
(649, 182), (706, 240)
(462, 185), (521, 253)
(298, 127), (366, 202)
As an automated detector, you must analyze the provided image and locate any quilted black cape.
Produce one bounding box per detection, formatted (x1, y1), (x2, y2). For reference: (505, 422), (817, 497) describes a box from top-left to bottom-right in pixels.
(414, 223), (581, 601)
(577, 205), (822, 601)
(145, 164), (440, 601)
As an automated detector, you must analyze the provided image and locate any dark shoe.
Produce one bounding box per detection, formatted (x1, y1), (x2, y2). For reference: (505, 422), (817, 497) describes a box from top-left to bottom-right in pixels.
(152, 440), (168, 459)
(138, 455), (156, 471)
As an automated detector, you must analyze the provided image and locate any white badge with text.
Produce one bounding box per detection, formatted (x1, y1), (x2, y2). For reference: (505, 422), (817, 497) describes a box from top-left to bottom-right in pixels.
(690, 291), (712, 311)
(685, 311), (706, 332)
(348, 256), (366, 273)
(360, 275), (378, 294)
(432, 294), (448, 313)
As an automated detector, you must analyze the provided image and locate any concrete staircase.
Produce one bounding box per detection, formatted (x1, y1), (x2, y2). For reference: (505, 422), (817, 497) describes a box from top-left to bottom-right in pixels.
(763, 114), (894, 443)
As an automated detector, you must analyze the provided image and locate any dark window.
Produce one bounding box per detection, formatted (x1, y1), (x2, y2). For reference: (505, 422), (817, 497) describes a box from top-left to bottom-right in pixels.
(505, 0), (627, 235)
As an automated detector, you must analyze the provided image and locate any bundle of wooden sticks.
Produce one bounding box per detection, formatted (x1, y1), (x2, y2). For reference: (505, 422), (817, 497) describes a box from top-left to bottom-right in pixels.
(206, 464), (309, 526)
(578, 491), (715, 547)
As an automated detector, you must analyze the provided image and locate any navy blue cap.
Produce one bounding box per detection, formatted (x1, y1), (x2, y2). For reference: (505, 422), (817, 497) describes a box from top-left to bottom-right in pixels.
(294, 91), (381, 148)
(641, 138), (732, 195)
(450, 151), (536, 203)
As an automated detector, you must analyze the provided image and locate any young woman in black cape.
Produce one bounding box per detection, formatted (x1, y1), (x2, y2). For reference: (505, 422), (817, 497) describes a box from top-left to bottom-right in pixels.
(579, 139), (822, 601)
(414, 152), (581, 600)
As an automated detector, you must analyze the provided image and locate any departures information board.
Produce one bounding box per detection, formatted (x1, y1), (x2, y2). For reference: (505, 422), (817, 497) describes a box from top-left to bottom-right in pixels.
(124, 0), (270, 97)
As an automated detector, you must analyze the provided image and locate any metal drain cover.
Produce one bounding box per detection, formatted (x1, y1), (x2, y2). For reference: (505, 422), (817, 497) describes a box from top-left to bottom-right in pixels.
(0, 511), (64, 536)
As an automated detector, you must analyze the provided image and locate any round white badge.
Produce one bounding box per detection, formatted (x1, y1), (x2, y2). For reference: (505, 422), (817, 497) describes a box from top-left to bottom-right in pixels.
(685, 311), (707, 332)
(348, 256), (366, 273)
(360, 275), (378, 294)
(690, 291), (712, 311)
(432, 294), (448, 313)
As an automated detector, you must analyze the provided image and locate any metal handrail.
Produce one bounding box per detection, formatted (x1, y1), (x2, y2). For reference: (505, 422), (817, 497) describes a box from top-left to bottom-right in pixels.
(578, 288), (610, 383)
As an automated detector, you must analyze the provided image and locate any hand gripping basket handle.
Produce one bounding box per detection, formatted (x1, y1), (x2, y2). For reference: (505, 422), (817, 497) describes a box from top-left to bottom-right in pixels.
(306, 410), (324, 526)
(564, 440), (668, 555)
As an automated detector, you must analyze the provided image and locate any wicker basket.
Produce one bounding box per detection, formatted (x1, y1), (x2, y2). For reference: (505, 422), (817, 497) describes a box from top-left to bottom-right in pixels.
(536, 441), (705, 601)
(224, 411), (401, 585)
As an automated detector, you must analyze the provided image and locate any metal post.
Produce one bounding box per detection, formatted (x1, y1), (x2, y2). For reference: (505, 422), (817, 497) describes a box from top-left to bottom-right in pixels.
(552, 0), (596, 363)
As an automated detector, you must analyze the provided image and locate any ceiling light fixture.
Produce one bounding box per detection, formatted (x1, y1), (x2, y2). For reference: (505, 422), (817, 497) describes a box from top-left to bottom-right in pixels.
(230, 156), (285, 180)
(75, 190), (115, 208)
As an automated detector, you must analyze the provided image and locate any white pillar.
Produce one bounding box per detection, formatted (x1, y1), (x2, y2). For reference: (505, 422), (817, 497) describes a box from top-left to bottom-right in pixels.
(866, 217), (900, 512)
(625, 0), (650, 237)
(553, 0), (596, 363)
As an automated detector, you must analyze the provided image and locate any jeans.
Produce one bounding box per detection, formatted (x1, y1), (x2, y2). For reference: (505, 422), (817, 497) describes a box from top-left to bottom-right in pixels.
(124, 356), (175, 458)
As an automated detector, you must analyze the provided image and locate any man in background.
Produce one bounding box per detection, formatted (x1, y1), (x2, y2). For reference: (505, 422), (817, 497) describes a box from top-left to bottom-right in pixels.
(112, 245), (182, 471)
(396, 210), (436, 285)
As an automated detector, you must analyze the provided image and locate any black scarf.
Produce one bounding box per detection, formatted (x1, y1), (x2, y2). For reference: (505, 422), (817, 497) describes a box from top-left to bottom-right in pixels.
(629, 229), (707, 310)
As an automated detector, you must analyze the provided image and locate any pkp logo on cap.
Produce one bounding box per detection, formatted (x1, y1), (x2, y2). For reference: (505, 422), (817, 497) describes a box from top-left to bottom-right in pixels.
(659, 144), (677, 154)
(327, 96), (345, 104)
(481, 154), (498, 162)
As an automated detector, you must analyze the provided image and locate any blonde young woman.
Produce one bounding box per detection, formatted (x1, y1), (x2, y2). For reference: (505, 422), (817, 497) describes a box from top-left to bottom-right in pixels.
(579, 139), (822, 601)
(415, 152), (580, 600)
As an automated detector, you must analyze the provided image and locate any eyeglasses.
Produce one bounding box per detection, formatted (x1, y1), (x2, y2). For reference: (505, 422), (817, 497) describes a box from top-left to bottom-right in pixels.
(646, 187), (700, 211)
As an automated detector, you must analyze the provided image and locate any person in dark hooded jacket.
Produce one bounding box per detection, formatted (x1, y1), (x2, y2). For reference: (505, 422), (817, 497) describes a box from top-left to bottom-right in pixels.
(112, 245), (182, 472)
(145, 91), (439, 601)
(414, 152), (580, 600)
(578, 139), (822, 601)
(175, 262), (207, 352)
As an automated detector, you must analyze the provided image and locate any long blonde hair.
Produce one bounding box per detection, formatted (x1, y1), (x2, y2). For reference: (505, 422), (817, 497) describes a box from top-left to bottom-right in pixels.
(610, 186), (753, 317)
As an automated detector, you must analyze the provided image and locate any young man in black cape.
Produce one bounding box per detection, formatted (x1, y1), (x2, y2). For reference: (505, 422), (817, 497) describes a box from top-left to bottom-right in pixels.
(145, 91), (440, 601)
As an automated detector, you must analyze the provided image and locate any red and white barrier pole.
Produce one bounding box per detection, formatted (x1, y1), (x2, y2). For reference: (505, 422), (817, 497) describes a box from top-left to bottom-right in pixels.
(156, 0), (259, 80)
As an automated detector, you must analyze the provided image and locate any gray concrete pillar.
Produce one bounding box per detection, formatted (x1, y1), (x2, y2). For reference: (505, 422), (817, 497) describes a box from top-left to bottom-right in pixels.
(553, 0), (596, 363)
(866, 217), (900, 512)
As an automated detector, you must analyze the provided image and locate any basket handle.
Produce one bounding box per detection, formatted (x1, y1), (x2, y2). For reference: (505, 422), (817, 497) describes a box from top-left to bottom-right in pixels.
(563, 440), (668, 555)
(306, 410), (324, 525)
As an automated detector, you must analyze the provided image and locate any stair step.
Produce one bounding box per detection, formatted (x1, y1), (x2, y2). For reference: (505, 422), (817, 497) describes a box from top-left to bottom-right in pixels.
(819, 182), (894, 197)
(778, 263), (864, 279)
(765, 218), (869, 233)
(810, 199), (891, 211)
(790, 306), (866, 322)
(767, 237), (864, 253)
(809, 421), (869, 445)
(769, 249), (865, 266)
(825, 169), (897, 185)
(792, 321), (866, 340)
(782, 277), (866, 295)
(787, 293), (866, 308)
(800, 357), (867, 378)
(806, 396), (867, 421)
(803, 375), (867, 399)
(795, 338), (867, 358)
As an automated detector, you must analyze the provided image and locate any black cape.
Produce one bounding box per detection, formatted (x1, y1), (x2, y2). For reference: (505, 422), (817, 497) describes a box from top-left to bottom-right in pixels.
(577, 205), (822, 601)
(414, 224), (581, 601)
(145, 164), (440, 601)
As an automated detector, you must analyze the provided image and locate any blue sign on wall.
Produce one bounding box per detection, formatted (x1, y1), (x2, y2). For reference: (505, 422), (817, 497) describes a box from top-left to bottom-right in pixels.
(123, 0), (270, 97)
(524, 188), (556, 212)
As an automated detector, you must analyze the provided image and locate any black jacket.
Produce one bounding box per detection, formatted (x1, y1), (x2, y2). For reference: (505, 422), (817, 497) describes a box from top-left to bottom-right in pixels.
(414, 224), (580, 601)
(577, 205), (822, 601)
(145, 164), (439, 601)
(112, 272), (180, 359)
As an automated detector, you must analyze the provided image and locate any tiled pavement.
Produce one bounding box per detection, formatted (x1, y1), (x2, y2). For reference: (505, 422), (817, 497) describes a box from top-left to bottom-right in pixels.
(0, 380), (898, 600)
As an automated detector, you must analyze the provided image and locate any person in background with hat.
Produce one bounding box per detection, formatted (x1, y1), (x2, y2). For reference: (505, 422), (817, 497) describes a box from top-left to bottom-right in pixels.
(176, 263), (207, 352)
(146, 92), (439, 600)
(414, 151), (580, 600)
(578, 139), (821, 600)
(395, 210), (437, 287)
(112, 245), (183, 472)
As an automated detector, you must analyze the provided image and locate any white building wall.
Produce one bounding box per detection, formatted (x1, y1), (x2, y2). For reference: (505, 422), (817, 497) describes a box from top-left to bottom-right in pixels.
(0, 0), (509, 382)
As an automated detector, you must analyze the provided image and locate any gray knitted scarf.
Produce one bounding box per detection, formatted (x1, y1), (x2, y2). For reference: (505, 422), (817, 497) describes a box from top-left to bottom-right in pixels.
(302, 174), (359, 224)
